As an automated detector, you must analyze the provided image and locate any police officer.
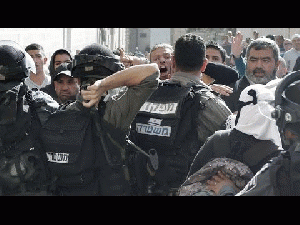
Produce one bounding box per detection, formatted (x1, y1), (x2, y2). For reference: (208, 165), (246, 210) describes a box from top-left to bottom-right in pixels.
(237, 71), (300, 196)
(0, 40), (59, 195)
(129, 34), (232, 195)
(40, 43), (159, 196)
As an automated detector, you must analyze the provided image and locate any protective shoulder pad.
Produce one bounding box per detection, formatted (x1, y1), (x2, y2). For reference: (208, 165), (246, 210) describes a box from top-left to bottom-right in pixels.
(31, 90), (60, 113)
(31, 90), (60, 125)
(195, 85), (218, 102)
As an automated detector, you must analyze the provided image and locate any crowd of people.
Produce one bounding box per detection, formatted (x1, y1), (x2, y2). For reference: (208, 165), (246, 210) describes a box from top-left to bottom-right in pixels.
(0, 30), (299, 196)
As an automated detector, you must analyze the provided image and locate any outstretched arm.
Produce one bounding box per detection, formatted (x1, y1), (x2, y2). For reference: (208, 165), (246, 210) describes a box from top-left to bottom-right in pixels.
(231, 31), (244, 59)
(81, 63), (159, 108)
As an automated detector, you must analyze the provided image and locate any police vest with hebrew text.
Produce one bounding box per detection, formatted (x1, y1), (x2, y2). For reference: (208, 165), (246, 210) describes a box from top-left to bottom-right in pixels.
(131, 81), (208, 156)
(40, 102), (130, 195)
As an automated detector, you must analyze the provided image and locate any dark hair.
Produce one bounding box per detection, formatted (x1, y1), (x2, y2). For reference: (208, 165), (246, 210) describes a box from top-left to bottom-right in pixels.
(246, 38), (280, 63)
(205, 40), (227, 63)
(266, 34), (275, 41)
(53, 49), (72, 59)
(49, 49), (72, 77)
(174, 33), (206, 72)
(25, 43), (45, 56)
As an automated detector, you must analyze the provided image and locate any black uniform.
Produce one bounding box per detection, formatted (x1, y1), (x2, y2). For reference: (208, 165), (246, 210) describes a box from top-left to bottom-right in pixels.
(0, 41), (59, 195)
(39, 43), (159, 196)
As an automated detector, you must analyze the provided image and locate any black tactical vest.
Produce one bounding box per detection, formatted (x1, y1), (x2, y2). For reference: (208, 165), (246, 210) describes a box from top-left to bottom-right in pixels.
(40, 102), (130, 195)
(132, 81), (206, 154)
(41, 107), (93, 177)
(130, 81), (209, 192)
(0, 82), (57, 194)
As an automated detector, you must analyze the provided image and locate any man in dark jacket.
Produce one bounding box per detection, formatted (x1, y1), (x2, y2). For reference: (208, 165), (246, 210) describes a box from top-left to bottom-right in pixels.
(41, 49), (75, 104)
(224, 36), (280, 112)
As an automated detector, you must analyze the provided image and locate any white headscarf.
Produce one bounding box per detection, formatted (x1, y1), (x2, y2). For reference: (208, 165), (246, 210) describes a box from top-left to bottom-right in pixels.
(234, 83), (282, 149)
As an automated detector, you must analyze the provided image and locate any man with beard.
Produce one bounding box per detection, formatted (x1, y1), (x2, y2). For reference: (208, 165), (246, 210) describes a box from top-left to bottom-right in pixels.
(41, 49), (74, 104)
(224, 37), (280, 112)
(51, 63), (80, 104)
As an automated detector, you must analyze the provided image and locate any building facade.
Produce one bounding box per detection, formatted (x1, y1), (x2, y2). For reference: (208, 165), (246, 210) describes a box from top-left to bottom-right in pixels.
(1, 28), (300, 57)
(236, 28), (300, 39)
(96, 28), (127, 51)
(0, 28), (128, 56)
(126, 28), (237, 54)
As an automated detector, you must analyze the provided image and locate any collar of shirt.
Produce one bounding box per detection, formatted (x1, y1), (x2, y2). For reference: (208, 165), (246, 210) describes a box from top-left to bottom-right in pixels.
(244, 75), (255, 85)
(170, 72), (204, 86)
(287, 48), (300, 56)
(25, 75), (51, 90)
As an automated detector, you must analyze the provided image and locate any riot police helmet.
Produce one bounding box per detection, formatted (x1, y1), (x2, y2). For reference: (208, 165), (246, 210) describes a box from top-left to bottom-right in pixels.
(0, 40), (36, 82)
(273, 71), (300, 142)
(72, 43), (124, 80)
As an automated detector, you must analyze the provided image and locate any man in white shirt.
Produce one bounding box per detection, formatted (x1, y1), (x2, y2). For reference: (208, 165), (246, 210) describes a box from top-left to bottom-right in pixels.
(283, 34), (300, 72)
(24, 43), (51, 90)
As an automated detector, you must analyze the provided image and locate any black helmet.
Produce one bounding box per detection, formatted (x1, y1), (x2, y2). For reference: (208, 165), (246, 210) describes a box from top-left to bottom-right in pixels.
(72, 43), (124, 80)
(273, 71), (300, 144)
(0, 40), (35, 82)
